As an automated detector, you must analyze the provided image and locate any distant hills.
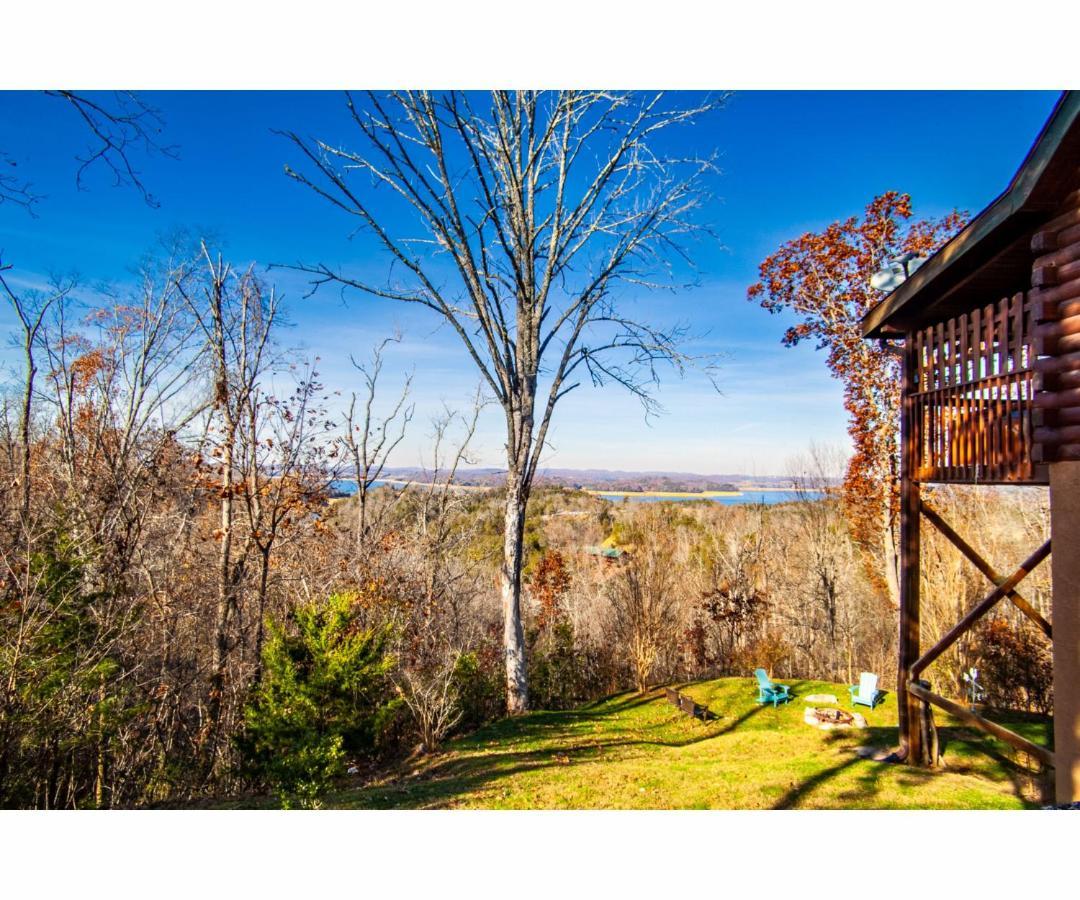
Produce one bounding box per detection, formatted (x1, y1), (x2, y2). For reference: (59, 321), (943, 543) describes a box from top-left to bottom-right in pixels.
(373, 467), (815, 493)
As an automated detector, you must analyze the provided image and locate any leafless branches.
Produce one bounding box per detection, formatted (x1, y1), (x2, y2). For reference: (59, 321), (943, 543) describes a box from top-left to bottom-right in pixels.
(0, 153), (41, 214)
(395, 648), (463, 754)
(279, 91), (722, 433)
(2, 92), (176, 214)
(0, 259), (71, 523)
(608, 510), (684, 693)
(341, 334), (414, 545)
(45, 91), (177, 208)
(177, 244), (283, 769)
(279, 90), (725, 710)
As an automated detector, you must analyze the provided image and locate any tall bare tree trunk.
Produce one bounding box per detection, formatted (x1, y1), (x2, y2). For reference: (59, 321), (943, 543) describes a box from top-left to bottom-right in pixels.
(18, 339), (35, 526)
(208, 424), (234, 750)
(501, 474), (529, 714)
(282, 91), (721, 717)
(500, 363), (536, 714)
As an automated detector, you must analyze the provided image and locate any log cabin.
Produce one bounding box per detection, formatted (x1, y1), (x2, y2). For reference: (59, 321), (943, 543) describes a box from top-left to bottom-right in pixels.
(862, 90), (1080, 804)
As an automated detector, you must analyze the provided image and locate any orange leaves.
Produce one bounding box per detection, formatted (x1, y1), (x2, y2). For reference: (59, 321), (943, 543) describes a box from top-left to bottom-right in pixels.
(749, 191), (967, 583)
(69, 349), (106, 391)
(529, 550), (571, 631)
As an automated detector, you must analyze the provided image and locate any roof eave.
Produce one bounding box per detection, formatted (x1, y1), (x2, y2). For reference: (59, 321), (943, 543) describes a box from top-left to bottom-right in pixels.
(862, 91), (1079, 339)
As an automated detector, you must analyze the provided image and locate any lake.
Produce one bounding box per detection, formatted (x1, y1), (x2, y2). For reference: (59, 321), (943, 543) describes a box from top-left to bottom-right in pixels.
(591, 490), (818, 505)
(331, 481), (821, 506)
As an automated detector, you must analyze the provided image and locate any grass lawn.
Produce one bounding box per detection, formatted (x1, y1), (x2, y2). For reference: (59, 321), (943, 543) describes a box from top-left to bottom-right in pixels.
(321, 677), (1052, 809)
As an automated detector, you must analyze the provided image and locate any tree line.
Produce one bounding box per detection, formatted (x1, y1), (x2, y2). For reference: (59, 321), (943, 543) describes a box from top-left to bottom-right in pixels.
(0, 91), (1055, 808)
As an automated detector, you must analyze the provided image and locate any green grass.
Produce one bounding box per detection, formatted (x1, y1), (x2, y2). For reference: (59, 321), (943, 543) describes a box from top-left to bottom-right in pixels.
(316, 677), (1051, 809)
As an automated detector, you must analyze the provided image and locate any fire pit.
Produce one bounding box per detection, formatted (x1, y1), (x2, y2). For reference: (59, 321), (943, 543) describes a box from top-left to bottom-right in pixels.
(804, 706), (867, 731)
(813, 708), (853, 725)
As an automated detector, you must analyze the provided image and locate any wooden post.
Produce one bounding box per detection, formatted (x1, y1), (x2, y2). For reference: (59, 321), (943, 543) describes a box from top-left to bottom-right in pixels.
(908, 680), (1055, 769)
(1050, 460), (1080, 803)
(899, 334), (924, 764)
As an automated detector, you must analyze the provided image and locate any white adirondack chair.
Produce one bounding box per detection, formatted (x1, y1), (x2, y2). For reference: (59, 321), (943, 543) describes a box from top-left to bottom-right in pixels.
(849, 672), (883, 709)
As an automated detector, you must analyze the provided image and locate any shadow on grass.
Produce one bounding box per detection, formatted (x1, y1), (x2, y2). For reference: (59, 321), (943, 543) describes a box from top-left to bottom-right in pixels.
(771, 716), (1050, 809)
(343, 689), (762, 809)
(934, 714), (1053, 805)
(771, 726), (936, 809)
(339, 685), (1051, 810)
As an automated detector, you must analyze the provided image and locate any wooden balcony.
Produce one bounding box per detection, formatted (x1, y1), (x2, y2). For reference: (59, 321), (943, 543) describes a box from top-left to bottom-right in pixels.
(908, 293), (1046, 484)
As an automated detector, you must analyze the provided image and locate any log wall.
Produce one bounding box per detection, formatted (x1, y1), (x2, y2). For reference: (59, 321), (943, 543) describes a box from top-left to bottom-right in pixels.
(1036, 182), (1080, 803)
(1032, 187), (1080, 463)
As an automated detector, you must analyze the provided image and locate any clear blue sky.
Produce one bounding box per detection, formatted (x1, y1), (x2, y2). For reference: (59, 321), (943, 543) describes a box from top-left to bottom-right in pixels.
(0, 90), (1062, 475)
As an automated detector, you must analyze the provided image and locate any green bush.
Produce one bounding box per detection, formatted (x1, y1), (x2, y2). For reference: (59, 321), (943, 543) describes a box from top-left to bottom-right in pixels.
(452, 648), (504, 729)
(238, 592), (394, 808)
(529, 620), (585, 710)
(0, 526), (128, 808)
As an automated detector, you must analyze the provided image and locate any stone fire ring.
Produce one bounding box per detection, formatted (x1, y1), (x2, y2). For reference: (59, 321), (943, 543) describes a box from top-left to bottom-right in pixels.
(804, 706), (868, 731)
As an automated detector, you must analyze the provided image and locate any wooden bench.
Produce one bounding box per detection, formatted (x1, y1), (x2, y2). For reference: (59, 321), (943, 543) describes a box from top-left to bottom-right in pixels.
(664, 686), (713, 722)
(680, 694), (701, 718)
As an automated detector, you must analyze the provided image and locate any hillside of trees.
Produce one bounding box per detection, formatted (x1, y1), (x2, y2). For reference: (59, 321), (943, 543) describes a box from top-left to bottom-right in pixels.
(0, 242), (1051, 806)
(0, 90), (1053, 810)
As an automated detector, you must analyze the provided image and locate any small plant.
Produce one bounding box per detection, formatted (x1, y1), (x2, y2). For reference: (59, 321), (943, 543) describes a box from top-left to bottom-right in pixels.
(238, 592), (394, 808)
(396, 649), (463, 754)
(962, 667), (985, 711)
(973, 618), (1052, 714)
(452, 647), (505, 729)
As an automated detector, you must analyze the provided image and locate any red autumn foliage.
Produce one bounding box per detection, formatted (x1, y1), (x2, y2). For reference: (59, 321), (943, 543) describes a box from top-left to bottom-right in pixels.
(748, 192), (967, 600)
(529, 550), (571, 631)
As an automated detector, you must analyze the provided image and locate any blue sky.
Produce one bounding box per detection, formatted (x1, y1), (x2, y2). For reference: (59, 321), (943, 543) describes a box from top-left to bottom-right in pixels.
(0, 90), (1062, 474)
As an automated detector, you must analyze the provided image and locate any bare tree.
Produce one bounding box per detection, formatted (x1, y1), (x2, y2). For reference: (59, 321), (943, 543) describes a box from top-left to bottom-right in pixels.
(692, 503), (771, 673)
(785, 446), (867, 682)
(395, 647), (463, 754)
(238, 357), (337, 674)
(278, 90), (722, 711)
(391, 395), (488, 746)
(0, 261), (69, 523)
(178, 244), (280, 767)
(340, 335), (414, 547)
(2, 91), (176, 213)
(608, 512), (683, 694)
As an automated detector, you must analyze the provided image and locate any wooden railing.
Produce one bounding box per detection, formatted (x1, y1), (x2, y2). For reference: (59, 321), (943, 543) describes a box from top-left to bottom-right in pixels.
(907, 681), (1055, 769)
(910, 293), (1042, 483)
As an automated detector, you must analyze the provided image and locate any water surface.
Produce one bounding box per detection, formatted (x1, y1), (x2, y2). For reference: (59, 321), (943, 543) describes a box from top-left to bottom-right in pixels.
(331, 481), (820, 505)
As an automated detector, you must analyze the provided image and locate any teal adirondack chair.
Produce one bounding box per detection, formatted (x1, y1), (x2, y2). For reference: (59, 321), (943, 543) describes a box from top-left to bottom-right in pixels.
(849, 672), (884, 709)
(754, 668), (791, 707)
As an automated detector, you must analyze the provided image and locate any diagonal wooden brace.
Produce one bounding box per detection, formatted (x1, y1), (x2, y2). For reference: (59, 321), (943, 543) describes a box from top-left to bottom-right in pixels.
(920, 500), (1053, 639)
(911, 538), (1052, 677)
(907, 681), (1054, 769)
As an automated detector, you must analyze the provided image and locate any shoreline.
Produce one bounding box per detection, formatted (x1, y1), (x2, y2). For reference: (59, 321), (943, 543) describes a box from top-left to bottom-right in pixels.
(584, 489), (743, 499)
(332, 480), (810, 500)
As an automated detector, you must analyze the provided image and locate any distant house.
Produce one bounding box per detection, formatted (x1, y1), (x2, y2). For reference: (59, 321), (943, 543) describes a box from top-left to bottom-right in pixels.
(583, 545), (626, 560)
